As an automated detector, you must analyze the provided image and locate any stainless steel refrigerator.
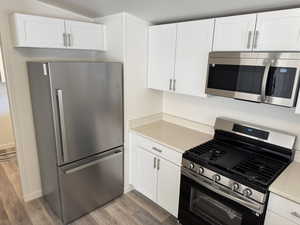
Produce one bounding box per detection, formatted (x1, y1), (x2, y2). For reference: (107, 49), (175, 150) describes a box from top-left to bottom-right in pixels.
(27, 61), (124, 224)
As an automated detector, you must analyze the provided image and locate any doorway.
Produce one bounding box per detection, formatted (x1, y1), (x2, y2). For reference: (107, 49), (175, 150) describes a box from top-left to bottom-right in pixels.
(0, 39), (23, 204)
(0, 44), (16, 161)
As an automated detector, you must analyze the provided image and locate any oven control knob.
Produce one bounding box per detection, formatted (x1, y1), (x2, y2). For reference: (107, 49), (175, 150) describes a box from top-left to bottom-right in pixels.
(189, 163), (194, 169)
(213, 174), (221, 182)
(243, 188), (253, 197)
(231, 183), (240, 191)
(198, 167), (204, 174)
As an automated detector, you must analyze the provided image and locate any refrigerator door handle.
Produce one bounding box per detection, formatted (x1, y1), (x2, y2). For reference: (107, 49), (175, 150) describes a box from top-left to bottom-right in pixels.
(63, 150), (123, 174)
(57, 89), (68, 162)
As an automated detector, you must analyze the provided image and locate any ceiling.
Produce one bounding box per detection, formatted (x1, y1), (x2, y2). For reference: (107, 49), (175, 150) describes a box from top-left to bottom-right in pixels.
(38, 0), (300, 23)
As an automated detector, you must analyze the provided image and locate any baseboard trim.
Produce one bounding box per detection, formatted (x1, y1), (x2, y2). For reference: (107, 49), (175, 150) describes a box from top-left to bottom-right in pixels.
(24, 189), (42, 202)
(0, 142), (15, 150)
(124, 184), (134, 193)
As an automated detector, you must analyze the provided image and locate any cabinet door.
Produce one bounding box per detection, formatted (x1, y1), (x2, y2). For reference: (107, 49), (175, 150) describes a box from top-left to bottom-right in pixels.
(264, 210), (297, 225)
(65, 20), (105, 51)
(12, 13), (66, 48)
(255, 9), (300, 51)
(213, 14), (257, 51)
(157, 157), (181, 217)
(148, 24), (177, 91)
(136, 147), (157, 202)
(174, 19), (214, 97)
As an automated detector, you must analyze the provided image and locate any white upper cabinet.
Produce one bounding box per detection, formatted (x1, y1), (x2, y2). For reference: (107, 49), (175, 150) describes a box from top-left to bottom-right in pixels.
(148, 24), (177, 91)
(175, 19), (214, 97)
(147, 21), (214, 96)
(213, 14), (257, 51)
(255, 8), (300, 51)
(65, 20), (105, 51)
(12, 14), (66, 49)
(11, 13), (106, 51)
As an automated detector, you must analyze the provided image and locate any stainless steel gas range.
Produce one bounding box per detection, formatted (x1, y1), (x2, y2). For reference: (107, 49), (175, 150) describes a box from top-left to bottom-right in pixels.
(179, 118), (296, 225)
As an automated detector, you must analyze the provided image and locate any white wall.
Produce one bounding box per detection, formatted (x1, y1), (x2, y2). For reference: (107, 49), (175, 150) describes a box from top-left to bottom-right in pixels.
(163, 93), (300, 151)
(0, 0), (100, 201)
(95, 13), (163, 191)
(0, 83), (14, 149)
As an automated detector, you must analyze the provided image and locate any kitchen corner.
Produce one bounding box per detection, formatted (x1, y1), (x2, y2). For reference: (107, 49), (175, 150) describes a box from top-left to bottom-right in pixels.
(130, 114), (213, 154)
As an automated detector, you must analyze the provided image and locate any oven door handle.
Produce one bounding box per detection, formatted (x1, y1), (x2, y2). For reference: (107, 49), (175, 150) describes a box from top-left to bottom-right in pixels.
(261, 62), (271, 102)
(182, 168), (264, 215)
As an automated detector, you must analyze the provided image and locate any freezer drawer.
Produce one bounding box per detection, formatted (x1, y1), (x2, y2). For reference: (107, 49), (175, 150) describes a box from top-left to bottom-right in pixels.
(58, 147), (124, 224)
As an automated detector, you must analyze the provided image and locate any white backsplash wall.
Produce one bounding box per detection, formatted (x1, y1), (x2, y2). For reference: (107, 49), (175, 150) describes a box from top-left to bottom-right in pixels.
(163, 92), (300, 153)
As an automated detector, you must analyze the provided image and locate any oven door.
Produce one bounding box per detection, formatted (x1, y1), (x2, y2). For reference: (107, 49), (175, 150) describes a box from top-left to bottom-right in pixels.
(206, 57), (267, 103)
(179, 175), (265, 225)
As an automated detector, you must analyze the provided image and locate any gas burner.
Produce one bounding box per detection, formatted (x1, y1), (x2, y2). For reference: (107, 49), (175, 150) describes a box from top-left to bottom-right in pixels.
(208, 149), (226, 161)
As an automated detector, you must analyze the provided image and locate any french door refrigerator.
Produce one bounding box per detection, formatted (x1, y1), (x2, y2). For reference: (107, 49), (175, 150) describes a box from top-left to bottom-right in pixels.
(27, 62), (124, 224)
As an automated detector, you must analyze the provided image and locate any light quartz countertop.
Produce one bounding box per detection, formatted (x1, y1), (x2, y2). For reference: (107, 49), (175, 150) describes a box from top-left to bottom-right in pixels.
(131, 120), (213, 154)
(269, 161), (300, 204)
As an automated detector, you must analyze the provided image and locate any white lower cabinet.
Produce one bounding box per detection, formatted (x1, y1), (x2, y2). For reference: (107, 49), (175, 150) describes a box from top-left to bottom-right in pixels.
(265, 210), (297, 225)
(131, 133), (181, 217)
(265, 193), (300, 225)
(136, 147), (157, 202)
(157, 157), (181, 217)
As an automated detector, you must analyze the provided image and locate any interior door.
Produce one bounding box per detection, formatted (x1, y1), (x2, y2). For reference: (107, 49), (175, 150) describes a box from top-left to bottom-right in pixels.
(136, 147), (157, 202)
(50, 62), (123, 165)
(157, 157), (181, 217)
(174, 19), (214, 97)
(255, 8), (300, 51)
(65, 20), (105, 50)
(213, 14), (257, 51)
(148, 24), (177, 91)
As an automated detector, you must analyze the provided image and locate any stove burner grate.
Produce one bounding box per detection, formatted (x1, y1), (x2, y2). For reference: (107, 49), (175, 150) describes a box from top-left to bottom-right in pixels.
(184, 140), (228, 162)
(231, 156), (287, 186)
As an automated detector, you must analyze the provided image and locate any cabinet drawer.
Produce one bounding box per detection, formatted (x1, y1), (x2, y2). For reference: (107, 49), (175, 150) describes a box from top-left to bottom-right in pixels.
(268, 193), (300, 225)
(134, 134), (182, 166)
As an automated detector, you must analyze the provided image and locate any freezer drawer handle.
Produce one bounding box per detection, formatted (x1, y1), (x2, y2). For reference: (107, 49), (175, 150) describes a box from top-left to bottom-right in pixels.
(63, 150), (122, 174)
(57, 89), (68, 162)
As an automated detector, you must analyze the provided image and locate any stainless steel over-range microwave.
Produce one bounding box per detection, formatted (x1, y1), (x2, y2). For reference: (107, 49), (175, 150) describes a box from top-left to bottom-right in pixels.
(206, 52), (300, 107)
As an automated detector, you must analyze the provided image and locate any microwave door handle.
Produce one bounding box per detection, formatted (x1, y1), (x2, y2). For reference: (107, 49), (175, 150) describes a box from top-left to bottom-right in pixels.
(261, 63), (271, 102)
(272, 77), (276, 95)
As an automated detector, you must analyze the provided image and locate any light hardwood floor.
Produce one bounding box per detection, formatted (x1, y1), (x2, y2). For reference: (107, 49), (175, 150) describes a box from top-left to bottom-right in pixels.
(0, 158), (179, 225)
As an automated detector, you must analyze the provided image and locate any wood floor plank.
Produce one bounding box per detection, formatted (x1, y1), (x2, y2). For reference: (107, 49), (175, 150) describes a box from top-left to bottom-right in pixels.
(133, 209), (162, 225)
(105, 203), (141, 225)
(90, 208), (119, 225)
(1, 158), (23, 200)
(25, 199), (55, 225)
(39, 198), (63, 225)
(127, 191), (170, 222)
(162, 216), (179, 225)
(0, 199), (11, 225)
(0, 164), (33, 225)
(117, 194), (143, 216)
(70, 214), (99, 225)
